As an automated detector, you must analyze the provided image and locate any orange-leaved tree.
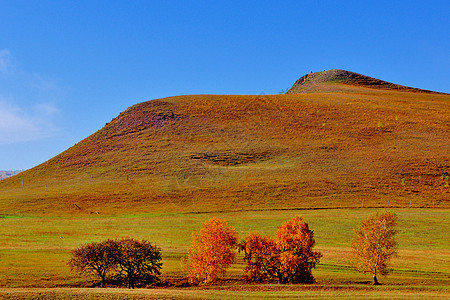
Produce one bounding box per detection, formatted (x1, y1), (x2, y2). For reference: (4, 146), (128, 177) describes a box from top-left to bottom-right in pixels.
(275, 216), (322, 284)
(239, 232), (282, 282)
(188, 217), (238, 285)
(351, 211), (397, 285)
(240, 216), (322, 284)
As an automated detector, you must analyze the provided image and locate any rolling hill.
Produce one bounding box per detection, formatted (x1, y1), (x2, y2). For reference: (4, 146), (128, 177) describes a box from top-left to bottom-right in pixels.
(1, 70), (449, 216)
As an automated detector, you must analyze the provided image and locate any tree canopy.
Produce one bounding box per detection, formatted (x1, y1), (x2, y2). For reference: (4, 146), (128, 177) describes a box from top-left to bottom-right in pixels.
(188, 217), (239, 285)
(69, 238), (162, 288)
(351, 211), (397, 285)
(68, 239), (119, 287)
(240, 216), (322, 284)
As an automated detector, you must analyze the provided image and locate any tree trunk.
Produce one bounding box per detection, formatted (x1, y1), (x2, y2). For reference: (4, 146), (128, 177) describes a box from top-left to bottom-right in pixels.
(277, 272), (283, 284)
(373, 274), (380, 285)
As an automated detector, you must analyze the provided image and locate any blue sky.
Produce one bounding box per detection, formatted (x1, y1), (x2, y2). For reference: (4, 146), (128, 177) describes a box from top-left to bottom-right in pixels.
(0, 1), (449, 170)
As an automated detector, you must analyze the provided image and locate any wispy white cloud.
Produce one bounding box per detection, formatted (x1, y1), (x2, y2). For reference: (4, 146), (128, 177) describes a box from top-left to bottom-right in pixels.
(0, 98), (59, 144)
(29, 73), (61, 93)
(0, 49), (11, 75)
(0, 50), (61, 144)
(35, 102), (60, 116)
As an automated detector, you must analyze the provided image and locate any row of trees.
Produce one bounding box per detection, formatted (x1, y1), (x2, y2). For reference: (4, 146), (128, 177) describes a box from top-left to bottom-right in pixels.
(69, 211), (397, 287)
(187, 216), (322, 285)
(187, 211), (397, 285)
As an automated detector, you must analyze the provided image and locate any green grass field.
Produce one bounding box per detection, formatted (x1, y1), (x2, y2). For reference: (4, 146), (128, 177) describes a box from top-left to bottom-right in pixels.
(0, 208), (448, 298)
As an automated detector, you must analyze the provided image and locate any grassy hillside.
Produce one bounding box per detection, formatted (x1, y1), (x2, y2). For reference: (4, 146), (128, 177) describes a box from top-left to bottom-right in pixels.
(0, 73), (449, 216)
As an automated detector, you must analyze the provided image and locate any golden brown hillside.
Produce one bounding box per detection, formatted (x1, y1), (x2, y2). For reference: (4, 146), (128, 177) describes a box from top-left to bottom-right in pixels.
(1, 71), (449, 216)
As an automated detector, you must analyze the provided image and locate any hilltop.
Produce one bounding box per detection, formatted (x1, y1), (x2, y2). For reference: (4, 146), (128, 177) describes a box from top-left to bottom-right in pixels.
(287, 69), (447, 94)
(0, 70), (449, 216)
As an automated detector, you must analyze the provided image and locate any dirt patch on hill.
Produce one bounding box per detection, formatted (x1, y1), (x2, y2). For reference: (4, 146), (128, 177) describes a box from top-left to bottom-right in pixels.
(190, 150), (273, 166)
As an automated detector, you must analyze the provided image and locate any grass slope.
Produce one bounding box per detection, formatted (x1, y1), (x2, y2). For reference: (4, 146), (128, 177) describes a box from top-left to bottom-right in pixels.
(0, 81), (449, 216)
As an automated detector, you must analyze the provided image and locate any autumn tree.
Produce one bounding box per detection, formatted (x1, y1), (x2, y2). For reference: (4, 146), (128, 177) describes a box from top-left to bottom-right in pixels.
(239, 232), (282, 282)
(351, 211), (397, 285)
(115, 238), (162, 288)
(240, 216), (322, 284)
(68, 239), (119, 287)
(275, 216), (322, 283)
(188, 217), (239, 285)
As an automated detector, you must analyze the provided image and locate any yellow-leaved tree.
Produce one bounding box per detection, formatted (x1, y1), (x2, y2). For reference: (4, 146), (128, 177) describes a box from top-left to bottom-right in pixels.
(188, 217), (238, 285)
(351, 211), (397, 285)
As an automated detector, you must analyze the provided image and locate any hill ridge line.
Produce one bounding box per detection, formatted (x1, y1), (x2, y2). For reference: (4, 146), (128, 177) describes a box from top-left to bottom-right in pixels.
(287, 69), (448, 94)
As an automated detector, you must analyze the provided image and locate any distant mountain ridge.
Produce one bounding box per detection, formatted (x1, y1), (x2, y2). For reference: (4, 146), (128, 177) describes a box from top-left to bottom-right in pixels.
(0, 170), (22, 180)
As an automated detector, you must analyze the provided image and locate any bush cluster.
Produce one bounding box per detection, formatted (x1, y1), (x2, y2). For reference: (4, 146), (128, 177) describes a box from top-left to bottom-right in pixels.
(68, 238), (162, 288)
(239, 216), (322, 284)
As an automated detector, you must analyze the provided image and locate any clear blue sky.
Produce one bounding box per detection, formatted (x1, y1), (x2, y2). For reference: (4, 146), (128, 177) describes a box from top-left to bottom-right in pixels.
(1, 1), (449, 170)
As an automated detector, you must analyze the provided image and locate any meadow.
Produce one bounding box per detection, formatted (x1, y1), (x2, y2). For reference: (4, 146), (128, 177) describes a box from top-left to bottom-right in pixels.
(0, 208), (448, 298)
